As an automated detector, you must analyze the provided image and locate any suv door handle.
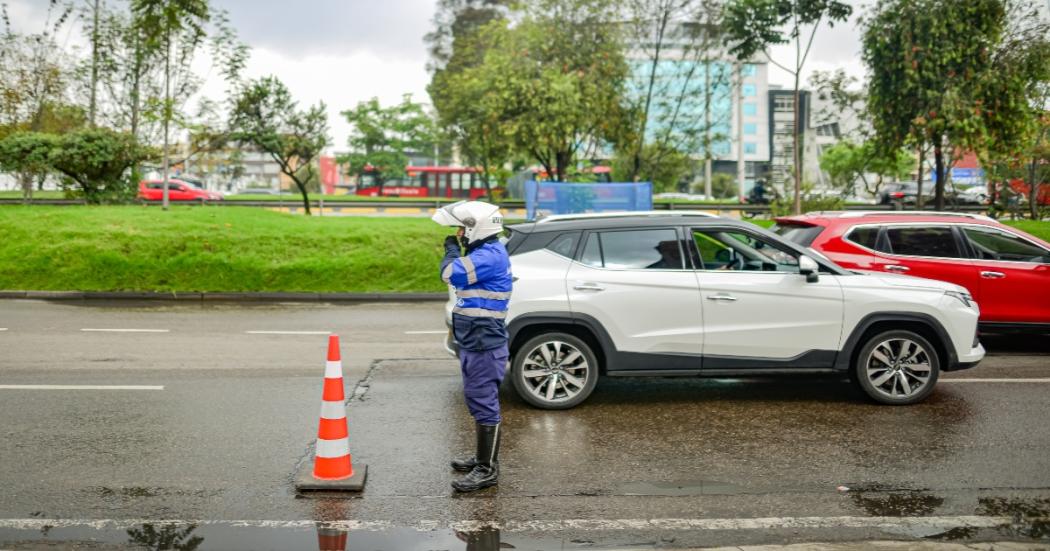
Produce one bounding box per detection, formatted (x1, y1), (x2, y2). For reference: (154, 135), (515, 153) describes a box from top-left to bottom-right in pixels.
(885, 265), (910, 272)
(980, 271), (1006, 279)
(573, 282), (605, 292)
(706, 293), (738, 302)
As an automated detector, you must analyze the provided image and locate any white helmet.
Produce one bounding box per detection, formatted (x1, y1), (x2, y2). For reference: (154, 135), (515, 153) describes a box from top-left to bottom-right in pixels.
(431, 200), (504, 244)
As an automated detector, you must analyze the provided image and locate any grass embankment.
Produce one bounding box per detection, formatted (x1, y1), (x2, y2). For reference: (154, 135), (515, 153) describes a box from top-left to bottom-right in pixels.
(0, 206), (450, 293)
(0, 206), (1046, 293)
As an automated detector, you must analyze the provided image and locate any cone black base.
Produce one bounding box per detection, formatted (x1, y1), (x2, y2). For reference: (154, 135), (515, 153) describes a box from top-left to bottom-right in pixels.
(294, 463), (368, 493)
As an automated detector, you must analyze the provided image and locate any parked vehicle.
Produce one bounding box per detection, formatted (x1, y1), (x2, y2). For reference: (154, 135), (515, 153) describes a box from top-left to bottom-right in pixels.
(879, 182), (934, 205)
(444, 211), (984, 409)
(773, 211), (1050, 331)
(138, 179), (223, 202)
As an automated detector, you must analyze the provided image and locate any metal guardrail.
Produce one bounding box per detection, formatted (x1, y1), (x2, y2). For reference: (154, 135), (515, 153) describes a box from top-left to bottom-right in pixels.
(0, 197), (990, 213)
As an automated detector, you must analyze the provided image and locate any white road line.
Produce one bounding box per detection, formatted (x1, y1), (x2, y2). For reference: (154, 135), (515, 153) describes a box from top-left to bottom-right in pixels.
(0, 385), (164, 391)
(245, 330), (332, 335)
(0, 515), (1027, 533)
(404, 330), (447, 335)
(0, 328), (8, 331)
(81, 328), (169, 333)
(942, 378), (1050, 383)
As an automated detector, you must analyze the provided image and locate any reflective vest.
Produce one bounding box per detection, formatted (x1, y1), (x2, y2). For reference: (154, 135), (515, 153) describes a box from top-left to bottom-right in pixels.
(441, 237), (512, 351)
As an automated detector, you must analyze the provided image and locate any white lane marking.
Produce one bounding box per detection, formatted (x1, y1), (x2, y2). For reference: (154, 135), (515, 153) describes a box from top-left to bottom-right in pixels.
(245, 330), (331, 335)
(0, 385), (164, 390)
(942, 378), (1050, 383)
(0, 515), (1029, 533)
(404, 330), (447, 335)
(81, 328), (169, 333)
(0, 328), (8, 331)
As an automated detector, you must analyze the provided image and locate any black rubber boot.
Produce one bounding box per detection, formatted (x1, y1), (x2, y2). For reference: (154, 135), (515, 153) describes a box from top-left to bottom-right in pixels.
(452, 423), (500, 492)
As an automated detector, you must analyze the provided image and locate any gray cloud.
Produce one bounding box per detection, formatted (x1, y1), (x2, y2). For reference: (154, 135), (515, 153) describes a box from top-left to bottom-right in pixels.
(213, 0), (437, 59)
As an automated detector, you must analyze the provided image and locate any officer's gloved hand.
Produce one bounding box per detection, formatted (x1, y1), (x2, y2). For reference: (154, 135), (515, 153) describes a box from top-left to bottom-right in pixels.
(444, 235), (462, 253)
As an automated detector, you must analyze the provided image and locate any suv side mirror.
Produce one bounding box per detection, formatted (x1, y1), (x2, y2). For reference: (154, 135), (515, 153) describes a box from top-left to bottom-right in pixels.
(799, 255), (819, 283)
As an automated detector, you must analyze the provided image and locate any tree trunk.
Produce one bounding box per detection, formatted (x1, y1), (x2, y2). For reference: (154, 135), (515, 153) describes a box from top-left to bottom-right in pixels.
(1030, 158), (1039, 220)
(293, 177), (312, 215)
(88, 0), (100, 127)
(161, 33), (172, 211)
(916, 146), (925, 209)
(933, 138), (945, 211)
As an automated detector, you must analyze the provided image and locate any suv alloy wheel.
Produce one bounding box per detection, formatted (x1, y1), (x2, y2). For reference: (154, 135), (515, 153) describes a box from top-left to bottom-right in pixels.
(511, 332), (599, 410)
(853, 330), (941, 405)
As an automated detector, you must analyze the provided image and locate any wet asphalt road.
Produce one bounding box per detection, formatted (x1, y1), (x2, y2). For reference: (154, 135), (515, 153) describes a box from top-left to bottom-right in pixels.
(0, 299), (1048, 550)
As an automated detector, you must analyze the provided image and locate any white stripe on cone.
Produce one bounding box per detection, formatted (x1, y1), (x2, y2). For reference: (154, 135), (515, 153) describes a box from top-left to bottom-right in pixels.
(316, 438), (351, 459)
(319, 401), (346, 420)
(324, 361), (343, 379)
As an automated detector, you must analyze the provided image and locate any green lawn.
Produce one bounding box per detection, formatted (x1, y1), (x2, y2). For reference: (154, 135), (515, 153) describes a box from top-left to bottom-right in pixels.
(0, 206), (451, 293)
(0, 206), (1046, 293)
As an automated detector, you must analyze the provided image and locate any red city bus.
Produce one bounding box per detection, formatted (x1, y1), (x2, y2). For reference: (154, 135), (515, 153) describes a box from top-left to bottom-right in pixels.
(355, 166), (500, 199)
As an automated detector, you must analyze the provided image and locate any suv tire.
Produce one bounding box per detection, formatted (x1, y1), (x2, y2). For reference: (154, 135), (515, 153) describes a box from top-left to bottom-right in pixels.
(511, 332), (599, 410)
(853, 329), (940, 405)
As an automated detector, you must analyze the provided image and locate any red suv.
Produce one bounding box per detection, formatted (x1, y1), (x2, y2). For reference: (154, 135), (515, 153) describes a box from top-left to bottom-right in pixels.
(138, 179), (223, 202)
(773, 212), (1050, 330)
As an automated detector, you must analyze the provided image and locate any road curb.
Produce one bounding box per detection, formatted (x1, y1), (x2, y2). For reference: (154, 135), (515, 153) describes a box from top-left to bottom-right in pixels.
(0, 290), (447, 302)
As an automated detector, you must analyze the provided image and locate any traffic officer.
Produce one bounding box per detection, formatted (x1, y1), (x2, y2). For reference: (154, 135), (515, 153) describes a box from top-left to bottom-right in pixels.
(432, 200), (512, 492)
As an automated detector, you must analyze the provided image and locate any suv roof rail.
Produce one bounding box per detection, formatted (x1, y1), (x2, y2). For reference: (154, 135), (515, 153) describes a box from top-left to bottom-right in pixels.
(809, 210), (995, 222)
(535, 210), (719, 223)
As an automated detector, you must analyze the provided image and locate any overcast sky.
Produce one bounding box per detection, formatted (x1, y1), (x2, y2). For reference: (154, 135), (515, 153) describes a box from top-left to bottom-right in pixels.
(7, 0), (872, 148)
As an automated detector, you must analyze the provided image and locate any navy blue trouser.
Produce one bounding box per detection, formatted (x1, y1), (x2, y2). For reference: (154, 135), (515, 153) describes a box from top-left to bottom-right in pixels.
(459, 345), (509, 425)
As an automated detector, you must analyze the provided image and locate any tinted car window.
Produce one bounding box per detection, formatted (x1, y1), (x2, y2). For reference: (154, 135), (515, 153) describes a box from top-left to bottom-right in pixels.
(885, 226), (960, 258)
(580, 233), (602, 267)
(963, 226), (1050, 263)
(845, 226), (879, 250)
(510, 231), (581, 258)
(582, 229), (683, 270)
(773, 224), (824, 247)
(545, 232), (580, 258)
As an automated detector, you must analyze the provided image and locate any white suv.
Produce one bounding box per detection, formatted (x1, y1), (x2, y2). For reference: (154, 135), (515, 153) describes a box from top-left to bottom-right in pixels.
(446, 213), (985, 409)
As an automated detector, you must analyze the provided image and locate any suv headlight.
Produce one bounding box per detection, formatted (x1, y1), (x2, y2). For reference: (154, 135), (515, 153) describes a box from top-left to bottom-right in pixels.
(945, 290), (973, 307)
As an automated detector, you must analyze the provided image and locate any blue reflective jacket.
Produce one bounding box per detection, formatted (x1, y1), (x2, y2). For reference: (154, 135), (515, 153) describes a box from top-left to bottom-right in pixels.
(440, 236), (512, 351)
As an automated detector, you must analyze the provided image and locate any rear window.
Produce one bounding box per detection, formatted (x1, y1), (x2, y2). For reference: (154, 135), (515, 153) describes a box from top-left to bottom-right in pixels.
(845, 226), (879, 250)
(885, 226), (961, 258)
(508, 230), (580, 258)
(772, 224), (825, 247)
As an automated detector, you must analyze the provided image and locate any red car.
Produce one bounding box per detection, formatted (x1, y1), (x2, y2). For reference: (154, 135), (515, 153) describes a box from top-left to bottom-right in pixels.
(773, 212), (1050, 330)
(138, 179), (223, 202)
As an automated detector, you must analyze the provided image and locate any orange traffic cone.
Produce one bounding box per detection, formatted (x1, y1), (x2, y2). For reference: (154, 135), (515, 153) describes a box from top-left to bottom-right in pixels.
(294, 334), (367, 492)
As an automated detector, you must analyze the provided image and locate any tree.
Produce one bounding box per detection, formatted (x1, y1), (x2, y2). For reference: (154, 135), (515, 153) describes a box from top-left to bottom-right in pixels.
(0, 132), (56, 202)
(229, 76), (329, 215)
(613, 142), (694, 192)
(340, 96), (437, 195)
(621, 0), (732, 194)
(0, 1), (75, 133)
(474, 1), (630, 181)
(862, 0), (1050, 211)
(819, 141), (912, 197)
(49, 128), (152, 202)
(429, 19), (514, 192)
(723, 0), (852, 214)
(424, 0), (513, 72)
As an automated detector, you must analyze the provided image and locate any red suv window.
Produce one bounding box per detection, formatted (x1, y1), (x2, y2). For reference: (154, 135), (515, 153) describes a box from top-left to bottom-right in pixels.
(884, 226), (961, 258)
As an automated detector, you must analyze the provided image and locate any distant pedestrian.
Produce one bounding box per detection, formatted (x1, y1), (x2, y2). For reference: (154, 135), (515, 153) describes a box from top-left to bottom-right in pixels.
(432, 200), (512, 492)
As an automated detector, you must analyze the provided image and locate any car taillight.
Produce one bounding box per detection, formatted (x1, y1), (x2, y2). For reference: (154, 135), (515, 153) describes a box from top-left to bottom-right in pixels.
(891, 192), (905, 198)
